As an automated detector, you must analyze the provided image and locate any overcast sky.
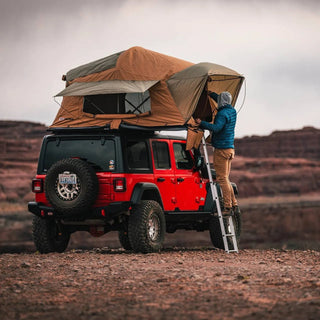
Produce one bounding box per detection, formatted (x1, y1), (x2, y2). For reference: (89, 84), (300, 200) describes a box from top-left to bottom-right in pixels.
(1, 0), (319, 137)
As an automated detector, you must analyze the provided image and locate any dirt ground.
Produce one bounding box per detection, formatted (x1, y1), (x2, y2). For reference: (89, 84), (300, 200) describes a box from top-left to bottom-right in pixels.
(0, 248), (319, 320)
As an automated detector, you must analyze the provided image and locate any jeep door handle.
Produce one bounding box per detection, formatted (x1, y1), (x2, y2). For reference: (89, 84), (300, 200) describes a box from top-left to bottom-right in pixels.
(177, 177), (184, 182)
(157, 177), (165, 182)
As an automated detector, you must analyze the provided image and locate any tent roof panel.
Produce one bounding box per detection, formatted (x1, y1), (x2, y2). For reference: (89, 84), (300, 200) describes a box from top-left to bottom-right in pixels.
(66, 51), (124, 82)
(55, 80), (159, 97)
(168, 62), (242, 80)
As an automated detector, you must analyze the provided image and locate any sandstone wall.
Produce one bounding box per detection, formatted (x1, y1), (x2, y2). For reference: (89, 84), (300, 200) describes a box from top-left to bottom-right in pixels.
(0, 121), (46, 202)
(235, 126), (320, 160)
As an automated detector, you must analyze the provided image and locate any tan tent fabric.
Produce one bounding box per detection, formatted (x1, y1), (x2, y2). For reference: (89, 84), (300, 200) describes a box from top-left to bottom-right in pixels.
(51, 47), (244, 134)
(55, 80), (159, 97)
(110, 119), (122, 130)
(186, 118), (204, 150)
(66, 51), (124, 81)
(167, 63), (244, 122)
(207, 75), (244, 106)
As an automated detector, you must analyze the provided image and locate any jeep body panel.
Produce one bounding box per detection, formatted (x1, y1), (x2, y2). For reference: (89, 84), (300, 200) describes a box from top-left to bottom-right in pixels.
(150, 138), (207, 212)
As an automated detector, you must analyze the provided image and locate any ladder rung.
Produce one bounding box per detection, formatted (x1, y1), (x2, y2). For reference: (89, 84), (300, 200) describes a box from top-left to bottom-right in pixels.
(225, 233), (235, 237)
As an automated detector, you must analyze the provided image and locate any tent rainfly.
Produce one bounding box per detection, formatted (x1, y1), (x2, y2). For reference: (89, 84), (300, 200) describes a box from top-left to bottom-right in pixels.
(52, 46), (244, 146)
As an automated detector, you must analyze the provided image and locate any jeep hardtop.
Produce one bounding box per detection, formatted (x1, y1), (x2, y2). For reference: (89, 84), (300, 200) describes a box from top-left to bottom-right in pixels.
(28, 127), (241, 253)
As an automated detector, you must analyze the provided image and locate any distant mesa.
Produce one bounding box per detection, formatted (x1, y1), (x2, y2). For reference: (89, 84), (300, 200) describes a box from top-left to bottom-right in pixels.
(235, 126), (320, 161)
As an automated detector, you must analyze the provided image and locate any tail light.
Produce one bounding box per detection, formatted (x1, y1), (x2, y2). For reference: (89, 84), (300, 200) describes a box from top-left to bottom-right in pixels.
(32, 178), (43, 193)
(113, 178), (126, 192)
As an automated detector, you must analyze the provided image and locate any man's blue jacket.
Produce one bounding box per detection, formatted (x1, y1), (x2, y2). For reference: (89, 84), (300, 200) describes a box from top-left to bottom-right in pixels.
(200, 92), (237, 149)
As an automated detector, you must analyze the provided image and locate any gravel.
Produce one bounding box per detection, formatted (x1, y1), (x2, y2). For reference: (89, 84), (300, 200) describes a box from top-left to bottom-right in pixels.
(0, 248), (319, 320)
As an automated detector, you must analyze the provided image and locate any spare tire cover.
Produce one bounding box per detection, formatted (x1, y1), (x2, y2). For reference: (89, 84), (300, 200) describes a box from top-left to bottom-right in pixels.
(45, 158), (99, 216)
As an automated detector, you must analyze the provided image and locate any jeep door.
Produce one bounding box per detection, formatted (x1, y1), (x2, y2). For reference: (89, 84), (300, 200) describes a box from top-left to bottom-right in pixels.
(151, 140), (177, 211)
(151, 140), (176, 211)
(172, 141), (206, 211)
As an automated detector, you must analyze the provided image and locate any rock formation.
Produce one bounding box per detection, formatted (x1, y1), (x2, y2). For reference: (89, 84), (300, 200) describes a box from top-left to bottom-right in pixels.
(235, 126), (320, 160)
(0, 120), (319, 251)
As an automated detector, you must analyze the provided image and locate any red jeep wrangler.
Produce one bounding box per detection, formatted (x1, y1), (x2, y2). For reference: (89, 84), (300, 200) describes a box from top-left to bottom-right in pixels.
(28, 128), (241, 253)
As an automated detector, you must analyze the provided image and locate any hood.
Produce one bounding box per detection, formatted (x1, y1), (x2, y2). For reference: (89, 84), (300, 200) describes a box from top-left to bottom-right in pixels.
(217, 91), (232, 108)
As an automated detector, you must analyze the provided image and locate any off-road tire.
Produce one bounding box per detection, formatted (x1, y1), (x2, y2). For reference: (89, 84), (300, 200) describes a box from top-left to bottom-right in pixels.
(128, 200), (165, 253)
(209, 210), (241, 250)
(45, 158), (99, 216)
(118, 230), (132, 250)
(32, 216), (70, 253)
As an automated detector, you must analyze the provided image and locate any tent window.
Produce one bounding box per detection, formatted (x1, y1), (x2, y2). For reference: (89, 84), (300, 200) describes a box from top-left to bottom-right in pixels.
(83, 92), (151, 115)
(125, 92), (151, 114)
(83, 94), (125, 114)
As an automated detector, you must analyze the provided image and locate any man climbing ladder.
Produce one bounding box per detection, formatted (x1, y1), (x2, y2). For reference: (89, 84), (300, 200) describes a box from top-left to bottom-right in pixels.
(196, 91), (239, 217)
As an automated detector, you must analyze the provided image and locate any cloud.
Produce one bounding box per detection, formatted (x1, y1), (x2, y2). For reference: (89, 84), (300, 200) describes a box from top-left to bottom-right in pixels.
(0, 0), (319, 136)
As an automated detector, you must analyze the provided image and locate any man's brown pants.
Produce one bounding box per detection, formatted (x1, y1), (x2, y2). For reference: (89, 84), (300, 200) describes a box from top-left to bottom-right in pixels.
(213, 148), (237, 209)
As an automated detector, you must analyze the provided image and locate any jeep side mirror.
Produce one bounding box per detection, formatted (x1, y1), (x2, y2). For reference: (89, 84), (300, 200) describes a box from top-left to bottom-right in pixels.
(194, 156), (204, 170)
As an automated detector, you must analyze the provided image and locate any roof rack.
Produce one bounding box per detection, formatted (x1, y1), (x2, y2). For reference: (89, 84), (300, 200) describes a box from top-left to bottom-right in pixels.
(48, 124), (188, 134)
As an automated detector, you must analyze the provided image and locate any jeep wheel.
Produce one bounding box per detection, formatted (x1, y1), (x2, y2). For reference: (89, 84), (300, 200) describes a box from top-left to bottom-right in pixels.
(128, 200), (165, 253)
(209, 209), (241, 250)
(32, 216), (70, 253)
(45, 158), (99, 216)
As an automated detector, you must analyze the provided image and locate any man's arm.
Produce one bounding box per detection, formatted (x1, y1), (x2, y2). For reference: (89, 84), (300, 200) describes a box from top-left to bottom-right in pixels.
(209, 92), (218, 103)
(200, 114), (226, 133)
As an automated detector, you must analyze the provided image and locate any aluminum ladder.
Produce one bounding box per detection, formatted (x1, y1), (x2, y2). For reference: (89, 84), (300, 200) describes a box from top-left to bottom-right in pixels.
(201, 137), (239, 253)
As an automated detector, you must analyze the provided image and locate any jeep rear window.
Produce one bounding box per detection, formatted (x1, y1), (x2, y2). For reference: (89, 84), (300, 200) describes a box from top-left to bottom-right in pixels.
(41, 138), (116, 173)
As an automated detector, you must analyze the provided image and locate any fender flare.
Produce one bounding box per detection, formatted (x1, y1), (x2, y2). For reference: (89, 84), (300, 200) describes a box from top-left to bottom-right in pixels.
(130, 183), (164, 209)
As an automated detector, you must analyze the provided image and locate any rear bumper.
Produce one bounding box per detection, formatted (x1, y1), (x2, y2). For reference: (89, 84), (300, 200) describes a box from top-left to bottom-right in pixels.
(28, 201), (131, 220)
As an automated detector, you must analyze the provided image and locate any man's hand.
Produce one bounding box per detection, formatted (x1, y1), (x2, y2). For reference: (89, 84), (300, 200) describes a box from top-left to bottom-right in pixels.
(195, 118), (201, 125)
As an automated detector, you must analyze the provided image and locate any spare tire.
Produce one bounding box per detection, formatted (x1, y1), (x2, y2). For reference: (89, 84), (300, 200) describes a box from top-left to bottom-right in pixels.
(45, 158), (99, 216)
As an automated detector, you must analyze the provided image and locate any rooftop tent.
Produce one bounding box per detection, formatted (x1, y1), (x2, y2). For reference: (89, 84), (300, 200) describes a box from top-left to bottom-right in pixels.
(52, 47), (193, 129)
(51, 47), (244, 137)
(166, 62), (244, 150)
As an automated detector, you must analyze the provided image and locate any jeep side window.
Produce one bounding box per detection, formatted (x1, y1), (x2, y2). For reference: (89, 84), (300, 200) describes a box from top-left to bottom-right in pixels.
(126, 140), (151, 171)
(173, 143), (194, 170)
(152, 141), (170, 169)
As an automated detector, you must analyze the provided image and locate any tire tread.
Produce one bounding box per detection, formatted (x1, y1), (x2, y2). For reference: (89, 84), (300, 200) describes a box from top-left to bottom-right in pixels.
(128, 200), (165, 253)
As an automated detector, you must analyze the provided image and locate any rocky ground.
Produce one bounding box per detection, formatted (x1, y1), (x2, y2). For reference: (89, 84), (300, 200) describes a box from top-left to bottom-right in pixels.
(0, 249), (319, 320)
